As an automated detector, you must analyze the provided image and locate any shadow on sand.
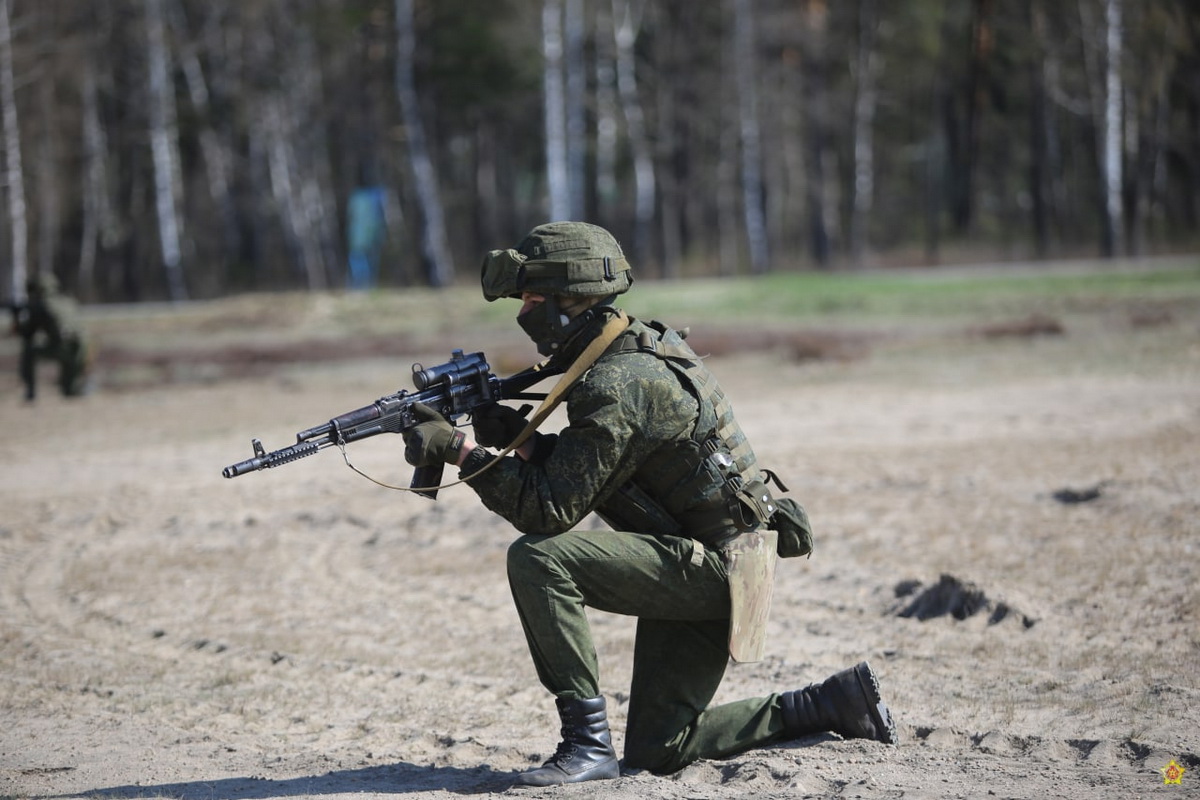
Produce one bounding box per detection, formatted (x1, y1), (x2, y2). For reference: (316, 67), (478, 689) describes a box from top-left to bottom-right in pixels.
(60, 762), (517, 799)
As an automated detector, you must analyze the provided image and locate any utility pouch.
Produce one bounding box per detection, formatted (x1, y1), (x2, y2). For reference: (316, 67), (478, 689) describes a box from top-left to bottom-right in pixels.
(725, 529), (778, 663)
(596, 481), (683, 538)
(732, 477), (776, 532)
(769, 497), (814, 559)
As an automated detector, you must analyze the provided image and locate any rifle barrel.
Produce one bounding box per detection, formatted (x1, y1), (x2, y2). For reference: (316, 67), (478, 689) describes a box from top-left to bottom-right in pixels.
(222, 440), (321, 478)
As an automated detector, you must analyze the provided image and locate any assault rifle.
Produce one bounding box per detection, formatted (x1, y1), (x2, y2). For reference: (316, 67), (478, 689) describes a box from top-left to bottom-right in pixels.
(221, 349), (555, 499)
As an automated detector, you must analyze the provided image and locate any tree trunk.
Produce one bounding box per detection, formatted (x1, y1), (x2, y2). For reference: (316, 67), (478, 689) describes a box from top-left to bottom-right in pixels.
(773, 44), (806, 266)
(1027, 0), (1050, 258)
(261, 96), (325, 291)
(34, 5), (59, 286)
(732, 0), (769, 274)
(395, 0), (453, 286)
(168, 0), (239, 281)
(1100, 0), (1124, 256)
(613, 0), (655, 268)
(145, 0), (188, 301)
(718, 4), (739, 276)
(542, 0), (570, 221)
(800, 0), (834, 269)
(1140, 65), (1172, 253)
(79, 69), (100, 301)
(565, 0), (586, 220)
(251, 4), (334, 294)
(593, 2), (619, 219)
(717, 97), (739, 277)
(0, 0), (28, 299)
(848, 0), (878, 268)
(287, 9), (337, 291)
(654, 79), (681, 278)
(952, 0), (993, 236)
(1078, 0), (1125, 257)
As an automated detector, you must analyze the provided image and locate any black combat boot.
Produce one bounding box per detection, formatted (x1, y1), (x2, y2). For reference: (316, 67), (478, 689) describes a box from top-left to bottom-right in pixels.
(780, 661), (898, 745)
(515, 696), (620, 786)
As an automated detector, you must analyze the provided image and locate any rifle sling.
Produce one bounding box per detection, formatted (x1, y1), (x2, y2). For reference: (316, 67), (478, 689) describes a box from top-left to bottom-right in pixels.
(459, 308), (629, 479)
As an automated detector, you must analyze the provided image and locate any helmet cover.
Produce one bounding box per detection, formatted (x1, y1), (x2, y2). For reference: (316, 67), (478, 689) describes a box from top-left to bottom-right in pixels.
(480, 221), (632, 301)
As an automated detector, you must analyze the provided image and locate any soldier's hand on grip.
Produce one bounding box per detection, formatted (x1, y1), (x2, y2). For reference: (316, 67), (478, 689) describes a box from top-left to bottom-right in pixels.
(402, 402), (465, 466)
(472, 402), (533, 449)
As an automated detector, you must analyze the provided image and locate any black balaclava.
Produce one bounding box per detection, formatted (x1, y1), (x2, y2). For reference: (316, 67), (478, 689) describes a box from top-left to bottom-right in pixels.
(518, 294), (617, 358)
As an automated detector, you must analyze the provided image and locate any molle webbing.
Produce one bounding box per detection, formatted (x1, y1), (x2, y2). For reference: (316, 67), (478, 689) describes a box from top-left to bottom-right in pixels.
(609, 321), (764, 538)
(624, 327), (757, 480)
(698, 372), (756, 479)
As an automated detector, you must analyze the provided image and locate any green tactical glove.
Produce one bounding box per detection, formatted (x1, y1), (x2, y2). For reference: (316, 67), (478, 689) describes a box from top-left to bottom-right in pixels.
(402, 402), (466, 467)
(472, 402), (534, 449)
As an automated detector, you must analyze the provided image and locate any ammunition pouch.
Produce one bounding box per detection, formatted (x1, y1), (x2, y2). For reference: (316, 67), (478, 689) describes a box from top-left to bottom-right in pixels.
(769, 497), (814, 559)
(595, 481), (683, 539)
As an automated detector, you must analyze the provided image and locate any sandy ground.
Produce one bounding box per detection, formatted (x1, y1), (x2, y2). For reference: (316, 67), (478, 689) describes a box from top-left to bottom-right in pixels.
(1, 289), (1198, 799)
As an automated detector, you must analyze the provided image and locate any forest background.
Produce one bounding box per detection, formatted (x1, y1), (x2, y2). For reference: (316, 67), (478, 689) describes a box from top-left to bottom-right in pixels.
(0, 0), (1197, 304)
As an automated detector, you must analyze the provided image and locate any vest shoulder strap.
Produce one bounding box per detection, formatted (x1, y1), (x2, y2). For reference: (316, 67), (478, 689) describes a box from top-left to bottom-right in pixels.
(612, 318), (696, 362)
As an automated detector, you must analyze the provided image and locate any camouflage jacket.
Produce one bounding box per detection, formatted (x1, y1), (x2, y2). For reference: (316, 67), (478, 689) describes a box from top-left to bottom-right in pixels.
(461, 314), (753, 541)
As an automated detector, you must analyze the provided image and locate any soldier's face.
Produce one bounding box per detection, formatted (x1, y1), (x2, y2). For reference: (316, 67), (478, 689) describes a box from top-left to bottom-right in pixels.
(519, 291), (546, 317)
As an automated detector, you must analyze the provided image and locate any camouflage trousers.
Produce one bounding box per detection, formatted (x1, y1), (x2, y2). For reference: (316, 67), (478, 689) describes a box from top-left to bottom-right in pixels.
(20, 335), (89, 399)
(507, 529), (786, 774)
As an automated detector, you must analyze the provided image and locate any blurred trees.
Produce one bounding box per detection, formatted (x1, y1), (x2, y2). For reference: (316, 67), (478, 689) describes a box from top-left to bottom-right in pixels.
(0, 0), (1196, 302)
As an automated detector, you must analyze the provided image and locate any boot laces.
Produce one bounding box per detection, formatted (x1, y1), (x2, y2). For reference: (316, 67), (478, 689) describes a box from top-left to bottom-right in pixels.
(545, 726), (579, 767)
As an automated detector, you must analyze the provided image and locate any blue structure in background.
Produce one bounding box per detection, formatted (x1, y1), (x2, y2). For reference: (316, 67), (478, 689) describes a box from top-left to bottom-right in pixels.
(347, 186), (388, 290)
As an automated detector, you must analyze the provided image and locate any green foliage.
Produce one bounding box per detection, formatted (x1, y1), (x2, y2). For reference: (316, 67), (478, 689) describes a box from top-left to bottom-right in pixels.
(425, 0), (538, 117)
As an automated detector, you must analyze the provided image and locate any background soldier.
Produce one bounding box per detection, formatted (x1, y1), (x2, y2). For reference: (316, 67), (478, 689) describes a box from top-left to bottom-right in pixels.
(401, 221), (896, 786)
(10, 273), (91, 401)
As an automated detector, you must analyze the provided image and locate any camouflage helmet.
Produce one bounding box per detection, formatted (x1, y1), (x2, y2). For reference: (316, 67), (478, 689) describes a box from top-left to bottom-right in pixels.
(481, 221), (633, 302)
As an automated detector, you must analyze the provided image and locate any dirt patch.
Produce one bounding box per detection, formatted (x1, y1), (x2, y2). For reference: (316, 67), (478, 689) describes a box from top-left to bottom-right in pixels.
(2, 293), (1198, 800)
(894, 574), (1039, 628)
(970, 313), (1066, 339)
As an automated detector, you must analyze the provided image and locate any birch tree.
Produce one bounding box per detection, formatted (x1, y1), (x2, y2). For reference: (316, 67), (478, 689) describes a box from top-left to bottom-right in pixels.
(243, 2), (337, 292)
(542, 0), (570, 221)
(261, 96), (323, 290)
(848, 0), (879, 267)
(1078, 0), (1125, 257)
(33, 6), (59, 283)
(1100, 0), (1124, 256)
(395, 0), (453, 286)
(0, 4), (1195, 300)
(565, 0), (587, 220)
(168, 0), (238, 274)
(286, 12), (338, 291)
(0, 0), (27, 299)
(613, 0), (654, 265)
(144, 0), (188, 301)
(593, 2), (619, 217)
